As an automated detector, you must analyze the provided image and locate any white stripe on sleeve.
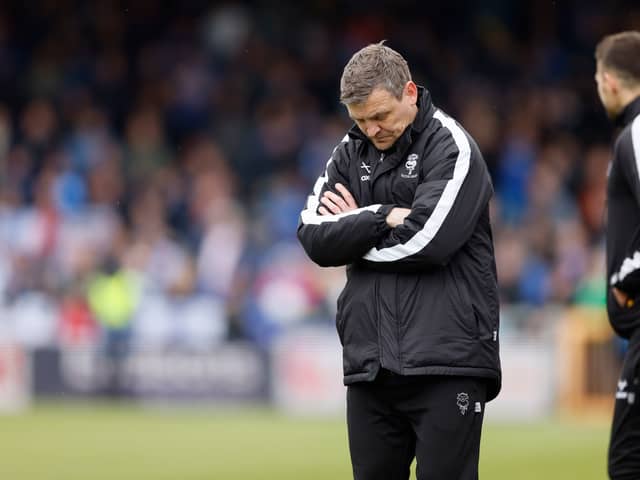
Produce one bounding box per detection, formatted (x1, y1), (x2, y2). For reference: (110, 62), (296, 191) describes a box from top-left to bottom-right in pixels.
(301, 204), (383, 225)
(362, 110), (471, 262)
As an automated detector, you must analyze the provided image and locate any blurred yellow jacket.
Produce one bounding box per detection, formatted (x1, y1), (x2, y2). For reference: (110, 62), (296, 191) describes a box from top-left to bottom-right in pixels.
(87, 270), (140, 329)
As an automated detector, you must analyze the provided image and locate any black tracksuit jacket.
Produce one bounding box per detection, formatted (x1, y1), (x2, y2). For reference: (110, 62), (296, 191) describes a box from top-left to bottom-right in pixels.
(297, 88), (501, 400)
(607, 96), (640, 339)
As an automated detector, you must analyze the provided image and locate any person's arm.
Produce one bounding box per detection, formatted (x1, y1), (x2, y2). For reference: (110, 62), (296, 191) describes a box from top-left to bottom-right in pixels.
(361, 111), (493, 273)
(297, 136), (392, 267)
(609, 123), (640, 300)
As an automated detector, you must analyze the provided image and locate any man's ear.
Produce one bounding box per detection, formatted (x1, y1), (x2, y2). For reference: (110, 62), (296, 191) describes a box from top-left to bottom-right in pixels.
(404, 81), (418, 103)
(603, 71), (620, 94)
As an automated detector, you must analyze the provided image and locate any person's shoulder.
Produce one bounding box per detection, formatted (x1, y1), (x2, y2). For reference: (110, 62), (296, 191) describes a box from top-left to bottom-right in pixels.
(321, 134), (351, 176)
(426, 109), (480, 153)
(331, 131), (365, 164)
(427, 109), (462, 137)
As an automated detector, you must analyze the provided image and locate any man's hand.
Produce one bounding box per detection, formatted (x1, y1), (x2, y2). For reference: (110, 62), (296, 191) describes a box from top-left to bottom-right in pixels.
(613, 286), (635, 308)
(386, 207), (411, 227)
(319, 183), (358, 215)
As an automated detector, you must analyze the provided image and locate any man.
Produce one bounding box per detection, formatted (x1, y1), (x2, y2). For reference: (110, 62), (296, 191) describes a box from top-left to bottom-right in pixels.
(297, 42), (501, 480)
(595, 30), (640, 480)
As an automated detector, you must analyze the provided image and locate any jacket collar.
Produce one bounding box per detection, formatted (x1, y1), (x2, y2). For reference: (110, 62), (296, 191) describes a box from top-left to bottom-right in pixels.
(348, 85), (435, 152)
(411, 86), (435, 133)
(615, 95), (640, 128)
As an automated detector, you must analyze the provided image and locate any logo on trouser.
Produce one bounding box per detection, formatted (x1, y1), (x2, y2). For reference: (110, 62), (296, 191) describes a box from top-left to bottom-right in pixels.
(615, 378), (636, 405)
(457, 393), (469, 415)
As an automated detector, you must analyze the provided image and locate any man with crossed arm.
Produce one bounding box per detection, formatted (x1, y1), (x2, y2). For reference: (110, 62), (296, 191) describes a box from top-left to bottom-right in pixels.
(297, 42), (501, 480)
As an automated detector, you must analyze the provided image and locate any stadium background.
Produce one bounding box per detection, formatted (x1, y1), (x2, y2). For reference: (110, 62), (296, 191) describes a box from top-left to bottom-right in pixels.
(0, 0), (637, 478)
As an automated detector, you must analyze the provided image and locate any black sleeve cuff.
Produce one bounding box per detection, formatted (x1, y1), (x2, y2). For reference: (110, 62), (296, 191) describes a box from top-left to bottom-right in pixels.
(377, 204), (397, 218)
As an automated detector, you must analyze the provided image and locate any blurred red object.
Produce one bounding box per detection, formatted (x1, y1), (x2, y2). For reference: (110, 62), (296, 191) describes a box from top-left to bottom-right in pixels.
(59, 295), (99, 346)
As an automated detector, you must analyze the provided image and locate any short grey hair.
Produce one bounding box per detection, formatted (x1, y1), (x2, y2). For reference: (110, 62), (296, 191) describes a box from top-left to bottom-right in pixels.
(340, 41), (412, 105)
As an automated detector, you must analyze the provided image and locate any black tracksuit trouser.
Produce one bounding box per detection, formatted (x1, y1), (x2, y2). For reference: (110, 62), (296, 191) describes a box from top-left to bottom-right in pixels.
(347, 369), (487, 480)
(609, 329), (640, 479)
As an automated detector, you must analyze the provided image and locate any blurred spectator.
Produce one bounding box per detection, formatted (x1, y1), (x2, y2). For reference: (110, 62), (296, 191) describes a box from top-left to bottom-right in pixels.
(241, 177), (332, 347)
(58, 280), (98, 347)
(123, 106), (172, 186)
(87, 251), (139, 396)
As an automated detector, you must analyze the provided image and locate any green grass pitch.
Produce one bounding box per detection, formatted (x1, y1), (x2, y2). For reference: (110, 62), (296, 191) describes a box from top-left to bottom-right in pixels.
(0, 403), (609, 479)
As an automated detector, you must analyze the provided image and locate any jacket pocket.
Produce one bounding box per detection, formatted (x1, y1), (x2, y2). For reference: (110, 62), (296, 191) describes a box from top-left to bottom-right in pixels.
(447, 268), (478, 339)
(400, 269), (478, 367)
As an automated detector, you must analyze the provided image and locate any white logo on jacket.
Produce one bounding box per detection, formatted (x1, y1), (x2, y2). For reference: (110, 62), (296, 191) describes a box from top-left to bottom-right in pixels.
(401, 154), (418, 179)
(360, 162), (371, 181)
(616, 378), (636, 404)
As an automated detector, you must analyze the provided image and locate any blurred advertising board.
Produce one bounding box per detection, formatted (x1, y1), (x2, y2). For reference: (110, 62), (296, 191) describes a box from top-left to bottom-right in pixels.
(271, 325), (346, 415)
(0, 343), (31, 413)
(272, 326), (557, 420)
(484, 337), (556, 421)
(32, 342), (269, 403)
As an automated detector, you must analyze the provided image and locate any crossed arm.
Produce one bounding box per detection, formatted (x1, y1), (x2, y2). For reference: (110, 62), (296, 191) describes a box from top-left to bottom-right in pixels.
(319, 182), (410, 228)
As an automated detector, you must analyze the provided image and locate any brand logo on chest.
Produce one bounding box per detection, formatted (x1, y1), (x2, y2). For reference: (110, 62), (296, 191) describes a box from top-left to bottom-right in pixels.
(360, 162), (371, 181)
(401, 154), (418, 179)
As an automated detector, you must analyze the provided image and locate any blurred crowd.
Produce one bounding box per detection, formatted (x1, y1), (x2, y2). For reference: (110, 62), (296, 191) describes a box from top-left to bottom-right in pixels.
(0, 0), (637, 350)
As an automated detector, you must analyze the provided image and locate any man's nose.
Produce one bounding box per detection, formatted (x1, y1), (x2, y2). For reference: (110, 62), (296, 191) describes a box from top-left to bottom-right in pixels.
(366, 123), (380, 137)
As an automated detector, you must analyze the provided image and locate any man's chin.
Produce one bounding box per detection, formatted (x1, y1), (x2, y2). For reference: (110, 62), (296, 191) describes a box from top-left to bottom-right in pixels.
(373, 139), (392, 150)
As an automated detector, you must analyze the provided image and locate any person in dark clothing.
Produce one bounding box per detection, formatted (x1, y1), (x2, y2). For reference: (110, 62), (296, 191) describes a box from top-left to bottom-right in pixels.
(595, 31), (640, 480)
(297, 42), (501, 480)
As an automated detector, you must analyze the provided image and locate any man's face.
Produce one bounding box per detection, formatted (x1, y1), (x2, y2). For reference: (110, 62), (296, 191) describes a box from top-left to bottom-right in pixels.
(595, 61), (622, 118)
(346, 82), (418, 151)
